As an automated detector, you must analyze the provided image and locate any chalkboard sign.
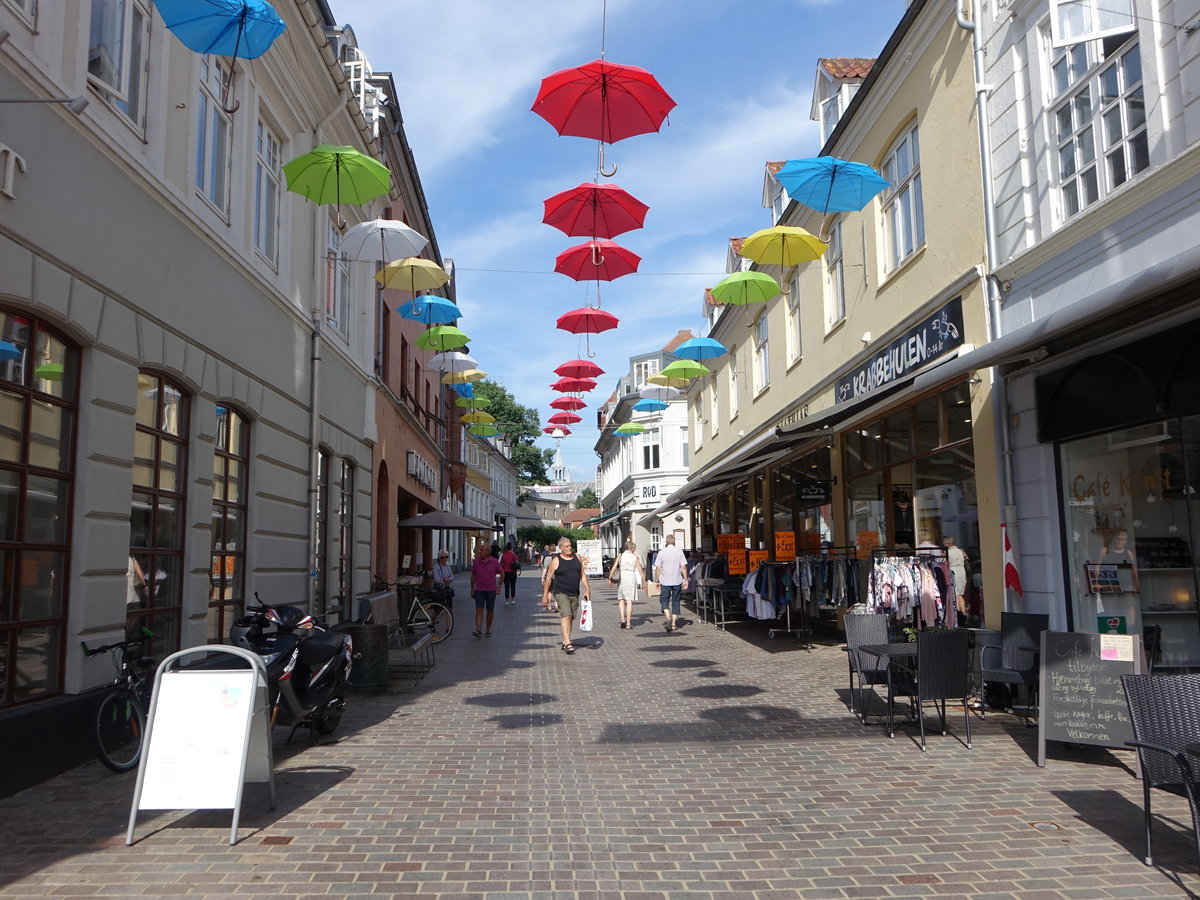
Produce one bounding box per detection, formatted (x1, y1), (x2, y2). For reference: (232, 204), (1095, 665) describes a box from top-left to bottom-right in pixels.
(1037, 631), (1142, 767)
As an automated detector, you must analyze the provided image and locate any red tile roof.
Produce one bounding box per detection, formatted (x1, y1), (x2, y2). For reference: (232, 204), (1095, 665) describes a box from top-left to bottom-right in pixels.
(662, 329), (695, 353)
(765, 161), (786, 175)
(820, 57), (875, 80)
(562, 508), (599, 526)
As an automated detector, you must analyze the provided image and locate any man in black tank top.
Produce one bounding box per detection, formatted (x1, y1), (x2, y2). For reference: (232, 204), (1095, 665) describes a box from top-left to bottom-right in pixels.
(541, 537), (591, 654)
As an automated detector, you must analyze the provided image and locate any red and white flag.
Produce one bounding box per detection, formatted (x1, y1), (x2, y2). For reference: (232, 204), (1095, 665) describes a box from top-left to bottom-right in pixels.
(1002, 523), (1024, 596)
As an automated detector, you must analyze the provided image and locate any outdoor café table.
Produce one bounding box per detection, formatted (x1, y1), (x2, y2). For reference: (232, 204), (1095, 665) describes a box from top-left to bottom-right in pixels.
(861, 642), (918, 738)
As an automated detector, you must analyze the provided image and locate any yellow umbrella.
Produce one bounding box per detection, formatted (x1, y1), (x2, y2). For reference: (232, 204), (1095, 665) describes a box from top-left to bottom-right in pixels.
(375, 257), (451, 291)
(442, 368), (486, 384)
(738, 226), (826, 266)
(648, 372), (691, 388)
(461, 410), (496, 424)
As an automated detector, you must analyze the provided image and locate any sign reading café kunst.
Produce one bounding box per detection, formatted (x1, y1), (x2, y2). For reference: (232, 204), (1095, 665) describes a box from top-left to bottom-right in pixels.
(835, 297), (964, 402)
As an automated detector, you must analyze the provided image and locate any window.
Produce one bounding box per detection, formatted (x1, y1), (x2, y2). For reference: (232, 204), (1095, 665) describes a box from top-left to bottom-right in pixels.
(821, 92), (843, 144)
(208, 406), (248, 643)
(325, 223), (351, 337)
(753, 315), (769, 393)
(785, 268), (803, 365)
(681, 426), (689, 467)
(0, 311), (77, 707)
(634, 359), (659, 387)
(88, 0), (150, 125)
(1051, 35), (1147, 221)
(881, 122), (924, 271)
(650, 525), (661, 552)
(710, 380), (720, 434)
(315, 449), (330, 612)
(825, 219), (846, 329)
(336, 461), (354, 613)
(694, 393), (704, 446)
(643, 428), (661, 470)
(195, 56), (232, 213)
(129, 372), (188, 657)
(1051, 0), (1135, 47)
(728, 349), (739, 419)
(254, 120), (282, 265)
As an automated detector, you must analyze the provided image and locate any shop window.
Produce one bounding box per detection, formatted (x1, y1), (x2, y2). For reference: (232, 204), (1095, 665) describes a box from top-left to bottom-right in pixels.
(195, 56), (232, 215)
(883, 410), (912, 463)
(0, 311), (77, 707)
(88, 0), (150, 128)
(914, 395), (940, 454)
(208, 406), (249, 643)
(860, 420), (884, 471)
(945, 382), (973, 445)
(848, 473), (886, 551)
(129, 372), (188, 658)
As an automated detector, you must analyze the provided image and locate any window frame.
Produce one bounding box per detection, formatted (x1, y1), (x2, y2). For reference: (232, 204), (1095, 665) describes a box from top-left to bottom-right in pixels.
(785, 268), (803, 366)
(208, 405), (249, 644)
(253, 118), (282, 267)
(881, 122), (925, 272)
(752, 315), (770, 394)
(728, 348), (739, 420)
(195, 56), (233, 215)
(825, 218), (846, 330)
(87, 0), (151, 128)
(642, 428), (661, 471)
(325, 222), (351, 339)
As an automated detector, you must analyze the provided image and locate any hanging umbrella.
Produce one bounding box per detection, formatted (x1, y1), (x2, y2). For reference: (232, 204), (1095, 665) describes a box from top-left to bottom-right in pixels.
(554, 359), (605, 379)
(551, 377), (598, 393)
(543, 182), (649, 239)
(632, 398), (668, 412)
(556, 307), (619, 335)
(660, 359), (710, 380)
(154, 0), (286, 113)
(615, 422), (647, 435)
(0, 340), (21, 362)
(375, 257), (451, 292)
(341, 218), (428, 261)
(709, 271), (783, 306)
(428, 350), (478, 372)
(461, 410), (496, 425)
(283, 145), (391, 226)
(640, 385), (680, 401)
(674, 337), (727, 361)
(451, 382), (474, 398)
(34, 362), (64, 381)
(773, 156), (890, 213)
(548, 411), (583, 426)
(646, 372), (690, 388)
(550, 396), (587, 411)
(555, 239), (641, 282)
(739, 226), (827, 267)
(455, 396), (491, 409)
(397, 295), (461, 325)
(414, 326), (470, 352)
(468, 424), (501, 437)
(442, 368), (486, 384)
(543, 425), (572, 436)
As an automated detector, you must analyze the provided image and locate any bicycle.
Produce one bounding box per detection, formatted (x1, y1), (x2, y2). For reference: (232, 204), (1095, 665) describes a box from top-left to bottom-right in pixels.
(367, 581), (453, 643)
(82, 628), (156, 773)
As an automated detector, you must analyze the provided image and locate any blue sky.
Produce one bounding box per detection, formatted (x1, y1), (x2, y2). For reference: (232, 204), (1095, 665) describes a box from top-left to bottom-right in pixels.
(331, 0), (904, 480)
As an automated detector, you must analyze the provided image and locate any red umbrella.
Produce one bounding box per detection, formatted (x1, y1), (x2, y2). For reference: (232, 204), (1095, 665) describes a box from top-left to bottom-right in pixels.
(548, 411), (582, 426)
(543, 182), (649, 239)
(543, 425), (572, 436)
(532, 59), (676, 144)
(555, 358), (605, 379)
(550, 396), (587, 411)
(555, 240), (641, 282)
(550, 376), (598, 393)
(556, 306), (620, 335)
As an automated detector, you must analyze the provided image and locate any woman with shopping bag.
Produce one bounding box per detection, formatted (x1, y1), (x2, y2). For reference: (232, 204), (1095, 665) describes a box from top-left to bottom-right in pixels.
(542, 537), (590, 654)
(607, 539), (645, 630)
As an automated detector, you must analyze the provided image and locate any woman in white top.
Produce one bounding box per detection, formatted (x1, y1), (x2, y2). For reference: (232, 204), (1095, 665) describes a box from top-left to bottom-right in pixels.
(608, 539), (645, 630)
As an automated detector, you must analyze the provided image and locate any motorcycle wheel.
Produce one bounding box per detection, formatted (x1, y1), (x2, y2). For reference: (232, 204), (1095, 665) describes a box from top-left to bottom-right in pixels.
(312, 698), (345, 735)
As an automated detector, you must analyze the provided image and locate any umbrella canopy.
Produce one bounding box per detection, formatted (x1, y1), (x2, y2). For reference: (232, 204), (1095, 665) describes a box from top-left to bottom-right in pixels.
(375, 257), (451, 292)
(632, 398), (668, 412)
(455, 396), (491, 409)
(673, 336), (728, 361)
(461, 410), (496, 424)
(548, 411), (583, 426)
(615, 422), (647, 435)
(414, 325), (470, 352)
(396, 510), (492, 530)
(556, 306), (619, 335)
(739, 226), (827, 267)
(554, 239), (641, 282)
(554, 358), (605, 379)
(774, 156), (890, 213)
(709, 271), (783, 306)
(428, 350), (478, 372)
(550, 396), (587, 411)
(154, 0), (286, 58)
(660, 359), (710, 380)
(640, 385), (680, 401)
(283, 145), (391, 208)
(34, 362), (64, 381)
(532, 59), (676, 144)
(341, 218), (428, 261)
(543, 425), (572, 436)
(551, 376), (598, 393)
(397, 295), (460, 325)
(543, 182), (649, 239)
(0, 339), (21, 362)
(646, 372), (690, 388)
(451, 382), (474, 398)
(468, 424), (501, 437)
(442, 368), (486, 384)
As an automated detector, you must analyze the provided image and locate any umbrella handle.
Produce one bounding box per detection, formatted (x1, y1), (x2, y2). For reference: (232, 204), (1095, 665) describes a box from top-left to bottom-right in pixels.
(779, 266), (795, 295)
(591, 244), (605, 268)
(817, 213), (834, 244)
(598, 144), (618, 178)
(220, 63), (241, 115)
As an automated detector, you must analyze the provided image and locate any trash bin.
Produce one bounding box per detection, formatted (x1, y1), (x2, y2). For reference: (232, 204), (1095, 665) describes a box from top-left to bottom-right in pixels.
(345, 624), (388, 692)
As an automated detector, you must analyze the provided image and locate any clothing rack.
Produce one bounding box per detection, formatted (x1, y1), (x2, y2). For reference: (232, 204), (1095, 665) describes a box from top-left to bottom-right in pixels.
(758, 560), (813, 647)
(867, 547), (956, 628)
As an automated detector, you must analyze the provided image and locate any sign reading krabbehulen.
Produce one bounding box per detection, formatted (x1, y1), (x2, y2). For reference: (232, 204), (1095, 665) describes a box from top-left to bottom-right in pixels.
(836, 297), (964, 402)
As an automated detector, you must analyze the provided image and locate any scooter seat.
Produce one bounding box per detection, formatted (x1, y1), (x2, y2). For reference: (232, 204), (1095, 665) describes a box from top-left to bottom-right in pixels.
(297, 629), (346, 666)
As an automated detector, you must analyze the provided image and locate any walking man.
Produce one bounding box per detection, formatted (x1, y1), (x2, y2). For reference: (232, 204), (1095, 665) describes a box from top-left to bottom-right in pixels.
(654, 535), (689, 633)
(470, 542), (503, 638)
(542, 537), (590, 654)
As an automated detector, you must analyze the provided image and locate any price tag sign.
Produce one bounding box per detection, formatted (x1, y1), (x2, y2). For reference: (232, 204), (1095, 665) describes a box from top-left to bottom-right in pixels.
(716, 533), (744, 555)
(797, 533), (821, 553)
(856, 530), (880, 558)
(727, 549), (748, 575)
(749, 550), (770, 571)
(774, 531), (795, 559)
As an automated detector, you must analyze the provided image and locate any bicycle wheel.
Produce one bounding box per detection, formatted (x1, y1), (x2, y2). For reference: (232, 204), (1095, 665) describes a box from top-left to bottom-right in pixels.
(94, 688), (146, 773)
(420, 602), (453, 643)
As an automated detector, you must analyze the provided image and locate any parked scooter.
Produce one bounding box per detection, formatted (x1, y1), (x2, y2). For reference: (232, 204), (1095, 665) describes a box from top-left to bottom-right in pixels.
(229, 595), (352, 740)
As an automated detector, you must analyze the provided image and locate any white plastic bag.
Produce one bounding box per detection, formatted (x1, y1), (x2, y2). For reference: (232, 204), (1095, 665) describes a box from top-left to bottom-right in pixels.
(579, 598), (593, 632)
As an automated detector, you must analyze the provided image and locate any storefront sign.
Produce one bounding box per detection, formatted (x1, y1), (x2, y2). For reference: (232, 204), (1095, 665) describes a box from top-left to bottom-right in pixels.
(406, 450), (438, 492)
(836, 297), (964, 401)
(797, 480), (832, 504)
(749, 550), (769, 571)
(774, 531), (795, 558)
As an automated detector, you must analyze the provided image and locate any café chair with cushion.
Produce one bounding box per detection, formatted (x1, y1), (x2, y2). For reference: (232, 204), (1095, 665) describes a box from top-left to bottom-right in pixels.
(1121, 672), (1200, 869)
(892, 628), (973, 751)
(843, 613), (890, 723)
(979, 611), (1049, 725)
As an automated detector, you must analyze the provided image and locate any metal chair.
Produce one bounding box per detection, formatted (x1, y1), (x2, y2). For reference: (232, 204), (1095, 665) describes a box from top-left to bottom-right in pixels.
(892, 629), (973, 751)
(843, 613), (890, 723)
(979, 612), (1048, 724)
(1121, 673), (1200, 868)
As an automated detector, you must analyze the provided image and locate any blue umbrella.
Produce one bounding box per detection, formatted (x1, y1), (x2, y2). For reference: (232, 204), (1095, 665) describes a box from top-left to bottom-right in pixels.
(673, 336), (727, 361)
(0, 340), (21, 362)
(451, 382), (475, 399)
(397, 295), (461, 326)
(632, 398), (668, 412)
(773, 157), (890, 213)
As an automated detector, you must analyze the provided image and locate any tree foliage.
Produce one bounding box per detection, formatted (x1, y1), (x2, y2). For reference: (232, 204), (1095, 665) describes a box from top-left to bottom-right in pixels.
(472, 380), (553, 484)
(574, 487), (598, 508)
(518, 524), (595, 550)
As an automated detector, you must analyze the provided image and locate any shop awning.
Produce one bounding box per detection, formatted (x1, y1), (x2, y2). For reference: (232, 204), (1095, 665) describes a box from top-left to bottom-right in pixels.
(579, 510), (623, 527)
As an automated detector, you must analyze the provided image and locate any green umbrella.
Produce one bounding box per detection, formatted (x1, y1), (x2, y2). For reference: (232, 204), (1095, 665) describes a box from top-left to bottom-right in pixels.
(415, 326), (470, 352)
(283, 145), (391, 224)
(468, 424), (501, 437)
(455, 396), (492, 409)
(709, 270), (782, 305)
(615, 422), (646, 435)
(660, 359), (710, 380)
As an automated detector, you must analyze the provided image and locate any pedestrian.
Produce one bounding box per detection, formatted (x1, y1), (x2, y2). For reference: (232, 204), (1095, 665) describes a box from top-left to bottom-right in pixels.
(432, 550), (455, 607)
(500, 542), (520, 606)
(542, 536), (590, 654)
(540, 543), (559, 612)
(470, 542), (503, 638)
(608, 539), (644, 629)
(654, 535), (689, 632)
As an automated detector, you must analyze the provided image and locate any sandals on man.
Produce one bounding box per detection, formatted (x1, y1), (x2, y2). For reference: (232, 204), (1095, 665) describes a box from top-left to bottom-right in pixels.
(562, 642), (575, 654)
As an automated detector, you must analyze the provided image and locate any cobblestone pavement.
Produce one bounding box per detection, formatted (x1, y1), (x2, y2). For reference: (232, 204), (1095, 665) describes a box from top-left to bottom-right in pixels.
(2, 573), (1198, 898)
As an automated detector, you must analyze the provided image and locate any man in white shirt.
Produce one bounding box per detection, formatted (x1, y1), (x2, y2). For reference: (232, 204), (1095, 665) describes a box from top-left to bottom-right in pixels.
(653, 535), (689, 633)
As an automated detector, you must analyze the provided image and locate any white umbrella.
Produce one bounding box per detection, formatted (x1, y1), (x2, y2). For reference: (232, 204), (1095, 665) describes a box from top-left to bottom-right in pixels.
(428, 351), (478, 372)
(640, 385), (680, 401)
(340, 218), (428, 262)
